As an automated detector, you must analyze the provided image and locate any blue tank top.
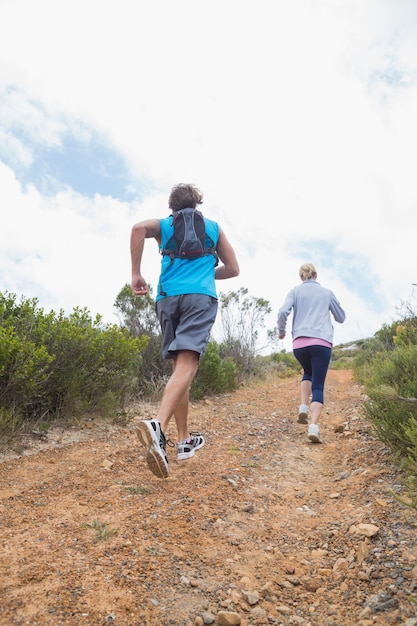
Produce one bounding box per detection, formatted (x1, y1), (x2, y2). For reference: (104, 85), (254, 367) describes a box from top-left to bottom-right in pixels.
(156, 214), (219, 301)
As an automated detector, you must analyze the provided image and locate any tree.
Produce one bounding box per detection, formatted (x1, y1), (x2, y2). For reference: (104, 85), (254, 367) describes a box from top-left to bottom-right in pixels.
(114, 284), (159, 337)
(114, 284), (170, 394)
(218, 287), (272, 377)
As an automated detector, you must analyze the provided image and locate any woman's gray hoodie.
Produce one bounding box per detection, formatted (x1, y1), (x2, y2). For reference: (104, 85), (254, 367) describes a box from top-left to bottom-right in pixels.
(277, 279), (346, 345)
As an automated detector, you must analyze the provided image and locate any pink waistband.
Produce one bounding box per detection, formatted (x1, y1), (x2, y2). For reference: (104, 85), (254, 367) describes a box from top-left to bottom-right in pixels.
(293, 336), (332, 349)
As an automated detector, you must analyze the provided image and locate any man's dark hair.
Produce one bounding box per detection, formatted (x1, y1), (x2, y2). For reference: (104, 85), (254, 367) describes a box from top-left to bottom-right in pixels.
(168, 184), (203, 212)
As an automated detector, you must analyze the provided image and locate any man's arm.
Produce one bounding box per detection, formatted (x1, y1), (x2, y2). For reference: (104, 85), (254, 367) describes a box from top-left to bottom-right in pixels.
(214, 227), (240, 280)
(130, 219), (161, 295)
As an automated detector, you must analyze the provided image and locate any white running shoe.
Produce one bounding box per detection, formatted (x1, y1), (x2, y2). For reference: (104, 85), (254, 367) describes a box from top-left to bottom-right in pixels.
(298, 404), (309, 424)
(177, 432), (205, 460)
(308, 423), (322, 443)
(136, 420), (169, 478)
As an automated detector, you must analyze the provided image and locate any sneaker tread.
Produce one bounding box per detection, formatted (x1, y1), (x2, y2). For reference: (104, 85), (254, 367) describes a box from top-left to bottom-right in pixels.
(136, 420), (169, 479)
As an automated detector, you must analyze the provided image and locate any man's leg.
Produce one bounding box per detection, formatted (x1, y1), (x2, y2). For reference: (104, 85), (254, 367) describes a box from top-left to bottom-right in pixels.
(172, 387), (190, 442)
(157, 350), (199, 439)
(136, 351), (199, 479)
(137, 294), (214, 476)
(160, 351), (206, 461)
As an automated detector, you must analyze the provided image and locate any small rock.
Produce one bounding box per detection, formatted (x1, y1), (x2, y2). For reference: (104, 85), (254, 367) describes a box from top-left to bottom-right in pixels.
(241, 503), (254, 513)
(216, 611), (241, 626)
(304, 579), (321, 592)
(241, 589), (259, 605)
(250, 607), (267, 621)
(350, 523), (379, 537)
(213, 518), (225, 528)
(333, 558), (349, 579)
(335, 471), (349, 481)
(363, 591), (399, 613)
(312, 548), (328, 558)
(276, 579), (294, 589)
(276, 605), (292, 614)
(260, 581), (274, 598)
(356, 540), (371, 564)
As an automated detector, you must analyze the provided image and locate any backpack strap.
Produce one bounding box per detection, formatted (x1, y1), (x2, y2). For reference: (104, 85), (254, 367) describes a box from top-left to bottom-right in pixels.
(161, 210), (219, 266)
(204, 236), (219, 267)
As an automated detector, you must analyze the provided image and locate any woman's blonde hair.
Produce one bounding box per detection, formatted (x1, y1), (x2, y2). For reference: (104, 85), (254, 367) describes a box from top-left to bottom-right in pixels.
(299, 263), (317, 281)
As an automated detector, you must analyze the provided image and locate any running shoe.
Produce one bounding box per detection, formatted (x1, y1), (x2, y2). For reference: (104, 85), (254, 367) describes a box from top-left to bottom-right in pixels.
(136, 420), (169, 478)
(308, 423), (322, 443)
(177, 432), (205, 460)
(298, 404), (309, 424)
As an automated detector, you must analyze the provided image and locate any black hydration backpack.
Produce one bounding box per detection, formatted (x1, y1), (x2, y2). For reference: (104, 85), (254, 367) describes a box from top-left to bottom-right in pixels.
(161, 208), (218, 265)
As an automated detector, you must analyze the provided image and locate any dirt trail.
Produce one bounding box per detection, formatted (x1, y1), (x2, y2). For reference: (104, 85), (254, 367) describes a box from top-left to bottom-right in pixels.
(1, 370), (417, 626)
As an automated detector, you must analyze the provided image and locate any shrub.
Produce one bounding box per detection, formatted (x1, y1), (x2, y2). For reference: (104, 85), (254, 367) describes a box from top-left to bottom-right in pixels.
(114, 284), (172, 397)
(40, 308), (146, 418)
(268, 351), (300, 376)
(0, 407), (23, 442)
(191, 341), (237, 400)
(0, 325), (54, 413)
(0, 293), (147, 441)
(0, 296), (55, 430)
(361, 344), (417, 472)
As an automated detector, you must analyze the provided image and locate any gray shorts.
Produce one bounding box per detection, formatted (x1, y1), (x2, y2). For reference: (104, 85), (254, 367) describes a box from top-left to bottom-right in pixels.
(156, 294), (218, 359)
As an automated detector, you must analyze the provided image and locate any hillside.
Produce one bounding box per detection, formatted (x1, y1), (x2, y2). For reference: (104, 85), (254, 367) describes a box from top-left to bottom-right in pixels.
(1, 370), (417, 626)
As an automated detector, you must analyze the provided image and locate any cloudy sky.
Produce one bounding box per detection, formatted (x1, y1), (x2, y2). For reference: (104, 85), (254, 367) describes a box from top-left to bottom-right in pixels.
(1, 0), (416, 352)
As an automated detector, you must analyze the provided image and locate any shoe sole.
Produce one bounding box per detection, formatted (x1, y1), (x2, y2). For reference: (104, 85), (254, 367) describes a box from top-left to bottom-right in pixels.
(177, 438), (205, 461)
(297, 413), (308, 424)
(136, 422), (169, 479)
(308, 433), (322, 444)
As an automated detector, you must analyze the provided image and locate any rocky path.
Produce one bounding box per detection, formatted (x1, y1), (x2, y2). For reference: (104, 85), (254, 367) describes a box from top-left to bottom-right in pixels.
(1, 370), (417, 626)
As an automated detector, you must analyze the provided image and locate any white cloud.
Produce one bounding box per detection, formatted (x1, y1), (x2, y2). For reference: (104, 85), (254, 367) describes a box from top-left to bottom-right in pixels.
(1, 0), (417, 350)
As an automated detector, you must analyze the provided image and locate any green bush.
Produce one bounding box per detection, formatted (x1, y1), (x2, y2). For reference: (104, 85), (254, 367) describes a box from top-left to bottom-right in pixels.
(0, 293), (147, 441)
(265, 351), (300, 377)
(393, 316), (417, 348)
(40, 308), (146, 418)
(0, 407), (23, 442)
(361, 344), (417, 472)
(114, 284), (173, 397)
(191, 341), (237, 400)
(0, 296), (55, 430)
(0, 325), (54, 409)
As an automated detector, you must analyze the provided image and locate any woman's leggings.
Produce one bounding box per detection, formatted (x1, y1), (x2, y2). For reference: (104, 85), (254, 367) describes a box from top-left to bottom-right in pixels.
(293, 345), (332, 405)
